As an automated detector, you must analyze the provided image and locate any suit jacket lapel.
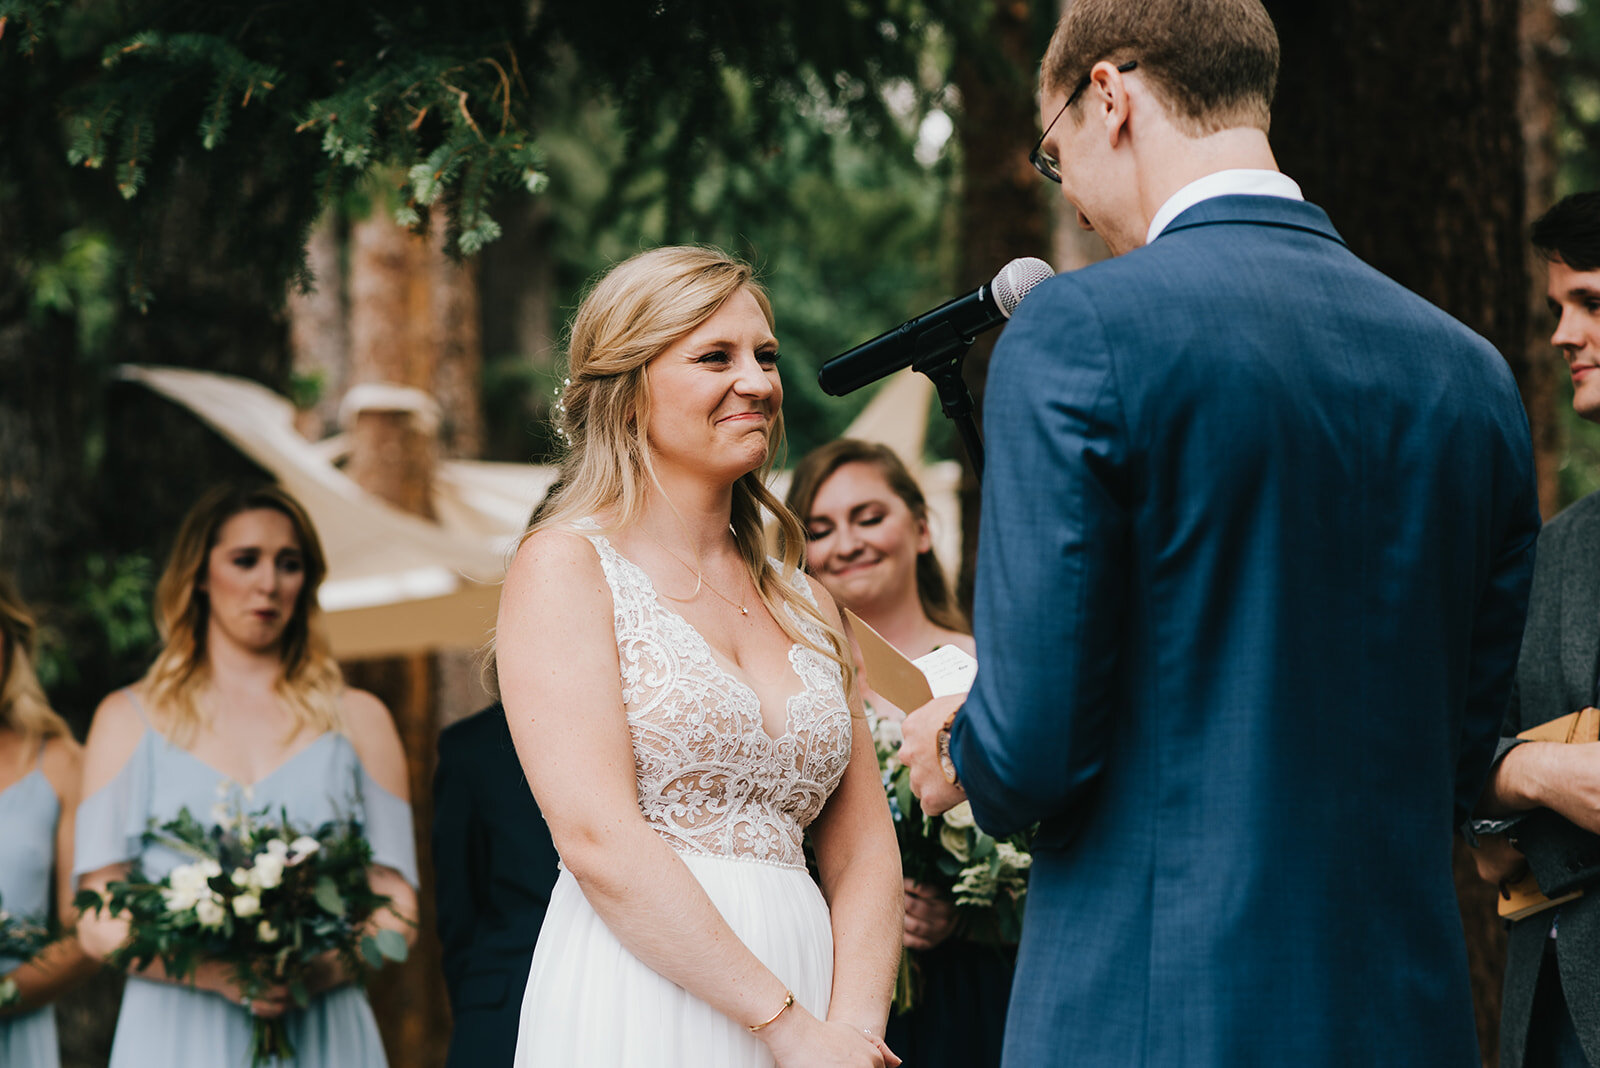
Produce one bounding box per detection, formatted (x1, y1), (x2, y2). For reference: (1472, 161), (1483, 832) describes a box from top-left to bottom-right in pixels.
(1561, 510), (1600, 710)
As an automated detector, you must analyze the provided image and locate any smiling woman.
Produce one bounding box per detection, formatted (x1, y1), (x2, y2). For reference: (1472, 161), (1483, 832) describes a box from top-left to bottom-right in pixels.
(497, 246), (904, 1068)
(785, 441), (1011, 1068)
(73, 483), (419, 1068)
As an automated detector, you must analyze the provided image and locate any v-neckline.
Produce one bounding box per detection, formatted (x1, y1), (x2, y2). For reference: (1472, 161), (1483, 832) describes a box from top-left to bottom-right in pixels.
(0, 766), (44, 804)
(156, 729), (338, 790)
(595, 533), (809, 743)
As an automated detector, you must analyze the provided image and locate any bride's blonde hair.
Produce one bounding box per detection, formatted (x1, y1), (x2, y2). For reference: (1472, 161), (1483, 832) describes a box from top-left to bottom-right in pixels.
(0, 576), (71, 742)
(142, 483), (344, 746)
(529, 245), (854, 685)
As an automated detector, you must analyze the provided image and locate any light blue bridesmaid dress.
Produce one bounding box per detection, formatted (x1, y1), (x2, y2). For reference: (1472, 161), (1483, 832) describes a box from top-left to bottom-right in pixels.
(74, 692), (418, 1068)
(0, 741), (62, 1068)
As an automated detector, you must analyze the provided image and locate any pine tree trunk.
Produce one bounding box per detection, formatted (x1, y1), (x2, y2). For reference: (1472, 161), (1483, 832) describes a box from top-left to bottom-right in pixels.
(953, 0), (1053, 610)
(289, 212), (350, 441)
(342, 206), (479, 1068)
(1520, 0), (1563, 520)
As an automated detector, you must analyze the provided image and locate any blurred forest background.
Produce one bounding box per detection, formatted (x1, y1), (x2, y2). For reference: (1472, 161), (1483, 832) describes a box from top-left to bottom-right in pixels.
(3, 0), (1600, 1065)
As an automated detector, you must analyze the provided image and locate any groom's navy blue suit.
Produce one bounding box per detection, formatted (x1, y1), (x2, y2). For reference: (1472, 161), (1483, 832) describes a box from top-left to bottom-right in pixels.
(950, 195), (1541, 1066)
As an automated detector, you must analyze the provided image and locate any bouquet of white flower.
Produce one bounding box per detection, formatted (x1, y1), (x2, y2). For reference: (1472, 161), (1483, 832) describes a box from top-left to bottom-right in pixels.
(0, 891), (53, 1010)
(76, 798), (407, 1066)
(871, 714), (1032, 1011)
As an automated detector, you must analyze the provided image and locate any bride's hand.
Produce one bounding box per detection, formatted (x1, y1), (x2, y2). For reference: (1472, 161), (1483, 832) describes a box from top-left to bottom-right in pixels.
(756, 1005), (894, 1067)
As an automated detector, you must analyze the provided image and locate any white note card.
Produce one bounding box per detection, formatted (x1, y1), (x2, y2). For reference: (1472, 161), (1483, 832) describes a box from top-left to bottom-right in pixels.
(912, 645), (978, 699)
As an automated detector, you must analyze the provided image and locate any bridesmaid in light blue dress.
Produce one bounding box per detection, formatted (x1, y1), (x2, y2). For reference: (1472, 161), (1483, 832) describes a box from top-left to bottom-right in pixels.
(75, 484), (419, 1068)
(0, 576), (97, 1068)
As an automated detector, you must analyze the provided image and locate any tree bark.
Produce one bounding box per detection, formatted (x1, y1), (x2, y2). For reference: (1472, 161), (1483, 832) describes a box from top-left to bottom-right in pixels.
(953, 0), (1053, 611)
(1520, 0), (1563, 519)
(288, 212), (350, 441)
(343, 204), (485, 1068)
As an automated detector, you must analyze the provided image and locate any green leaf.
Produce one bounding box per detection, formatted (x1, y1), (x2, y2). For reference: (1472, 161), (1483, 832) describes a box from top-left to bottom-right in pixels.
(313, 877), (345, 917)
(893, 775), (914, 824)
(359, 935), (384, 969)
(374, 928), (408, 963)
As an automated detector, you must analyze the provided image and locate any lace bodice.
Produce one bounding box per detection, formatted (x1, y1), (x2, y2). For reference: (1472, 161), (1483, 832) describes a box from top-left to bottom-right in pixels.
(584, 531), (853, 869)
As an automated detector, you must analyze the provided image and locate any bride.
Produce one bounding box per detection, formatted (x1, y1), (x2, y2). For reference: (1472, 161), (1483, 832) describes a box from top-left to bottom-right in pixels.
(497, 246), (903, 1067)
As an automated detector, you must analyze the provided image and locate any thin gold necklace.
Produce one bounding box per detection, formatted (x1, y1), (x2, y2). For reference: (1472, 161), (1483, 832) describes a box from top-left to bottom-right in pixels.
(641, 527), (751, 617)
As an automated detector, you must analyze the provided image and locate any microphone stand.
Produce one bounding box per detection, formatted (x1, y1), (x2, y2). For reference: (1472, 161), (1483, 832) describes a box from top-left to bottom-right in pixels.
(908, 321), (985, 481)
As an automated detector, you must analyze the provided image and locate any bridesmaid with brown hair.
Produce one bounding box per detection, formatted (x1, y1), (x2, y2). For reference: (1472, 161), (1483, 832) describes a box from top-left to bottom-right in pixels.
(787, 440), (1014, 1068)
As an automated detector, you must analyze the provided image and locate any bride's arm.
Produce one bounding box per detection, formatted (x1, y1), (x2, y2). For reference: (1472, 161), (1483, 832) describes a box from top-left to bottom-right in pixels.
(805, 583), (904, 1040)
(498, 532), (884, 1066)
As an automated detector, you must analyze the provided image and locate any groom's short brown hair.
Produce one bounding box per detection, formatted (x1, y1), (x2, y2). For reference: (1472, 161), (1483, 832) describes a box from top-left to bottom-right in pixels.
(1043, 0), (1280, 136)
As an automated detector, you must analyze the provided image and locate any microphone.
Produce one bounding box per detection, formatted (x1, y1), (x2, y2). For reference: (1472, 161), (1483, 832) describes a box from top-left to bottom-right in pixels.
(817, 257), (1054, 396)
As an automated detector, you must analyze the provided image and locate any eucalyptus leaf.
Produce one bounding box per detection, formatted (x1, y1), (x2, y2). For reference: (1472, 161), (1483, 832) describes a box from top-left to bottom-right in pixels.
(314, 877), (345, 917)
(374, 928), (408, 963)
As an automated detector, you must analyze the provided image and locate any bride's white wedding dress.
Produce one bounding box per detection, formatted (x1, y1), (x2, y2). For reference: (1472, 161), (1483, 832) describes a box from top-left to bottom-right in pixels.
(512, 529), (854, 1067)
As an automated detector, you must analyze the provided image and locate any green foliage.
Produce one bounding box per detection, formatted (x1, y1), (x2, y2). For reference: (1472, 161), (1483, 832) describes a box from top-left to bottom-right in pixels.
(26, 229), (118, 355)
(1558, 0), (1600, 193)
(288, 370), (327, 410)
(531, 52), (960, 459)
(74, 553), (157, 661)
(16, 0), (981, 289)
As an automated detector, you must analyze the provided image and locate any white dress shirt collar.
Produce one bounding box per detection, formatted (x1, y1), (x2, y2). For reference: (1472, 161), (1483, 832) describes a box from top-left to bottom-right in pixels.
(1145, 169), (1304, 245)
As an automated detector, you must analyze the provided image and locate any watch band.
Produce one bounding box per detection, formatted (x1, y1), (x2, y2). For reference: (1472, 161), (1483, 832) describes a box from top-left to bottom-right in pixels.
(936, 708), (961, 786)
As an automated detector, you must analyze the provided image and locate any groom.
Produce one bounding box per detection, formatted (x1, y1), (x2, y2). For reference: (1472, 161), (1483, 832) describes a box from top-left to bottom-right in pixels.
(900, 1), (1540, 1064)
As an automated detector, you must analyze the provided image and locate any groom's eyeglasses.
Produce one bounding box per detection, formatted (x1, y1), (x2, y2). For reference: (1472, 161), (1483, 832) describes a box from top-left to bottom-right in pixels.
(1029, 60), (1139, 184)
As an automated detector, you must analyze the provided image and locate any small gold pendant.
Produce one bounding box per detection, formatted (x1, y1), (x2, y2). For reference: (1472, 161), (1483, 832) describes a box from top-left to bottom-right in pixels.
(739, 606), (749, 616)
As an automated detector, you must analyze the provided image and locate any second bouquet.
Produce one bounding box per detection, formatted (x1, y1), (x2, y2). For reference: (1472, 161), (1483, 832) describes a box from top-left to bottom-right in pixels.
(75, 795), (408, 1067)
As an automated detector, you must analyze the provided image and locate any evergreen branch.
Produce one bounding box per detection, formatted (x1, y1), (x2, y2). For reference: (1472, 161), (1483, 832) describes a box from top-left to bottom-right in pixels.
(479, 56), (514, 133)
(442, 82), (485, 142)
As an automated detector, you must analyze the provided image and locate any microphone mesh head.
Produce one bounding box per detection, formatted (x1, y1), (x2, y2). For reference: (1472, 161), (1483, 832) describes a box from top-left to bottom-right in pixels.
(991, 257), (1055, 318)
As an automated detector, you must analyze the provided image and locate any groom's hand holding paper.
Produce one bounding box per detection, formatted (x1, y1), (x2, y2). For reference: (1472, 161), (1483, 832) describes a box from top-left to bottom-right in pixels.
(845, 610), (973, 817)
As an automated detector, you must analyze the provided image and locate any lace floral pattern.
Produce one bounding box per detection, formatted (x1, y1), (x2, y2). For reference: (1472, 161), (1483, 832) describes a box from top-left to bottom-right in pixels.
(585, 531), (853, 869)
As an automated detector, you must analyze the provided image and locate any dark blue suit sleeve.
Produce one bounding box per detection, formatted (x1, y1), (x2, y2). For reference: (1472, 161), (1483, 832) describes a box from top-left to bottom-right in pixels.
(433, 723), (478, 1005)
(950, 277), (1129, 839)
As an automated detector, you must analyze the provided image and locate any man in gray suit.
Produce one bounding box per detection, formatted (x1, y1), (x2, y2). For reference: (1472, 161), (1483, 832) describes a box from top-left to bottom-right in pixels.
(1476, 191), (1600, 1068)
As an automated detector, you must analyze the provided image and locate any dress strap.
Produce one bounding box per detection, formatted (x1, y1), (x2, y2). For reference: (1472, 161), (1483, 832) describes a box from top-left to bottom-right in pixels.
(33, 736), (48, 769)
(121, 687), (154, 729)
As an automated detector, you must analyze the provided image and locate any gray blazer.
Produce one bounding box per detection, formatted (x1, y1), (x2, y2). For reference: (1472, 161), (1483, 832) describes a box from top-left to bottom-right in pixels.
(1500, 490), (1600, 1067)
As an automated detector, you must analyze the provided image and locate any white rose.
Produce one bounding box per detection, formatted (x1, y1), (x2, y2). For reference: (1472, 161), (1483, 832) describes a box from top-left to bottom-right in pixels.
(199, 860), (223, 879)
(231, 894), (261, 919)
(264, 839), (290, 861)
(256, 920), (280, 944)
(230, 868), (251, 888)
(168, 863), (208, 894)
(195, 897), (226, 928)
(939, 821), (972, 863)
(288, 836), (321, 862)
(941, 801), (976, 830)
(162, 887), (200, 912)
(252, 855), (284, 890)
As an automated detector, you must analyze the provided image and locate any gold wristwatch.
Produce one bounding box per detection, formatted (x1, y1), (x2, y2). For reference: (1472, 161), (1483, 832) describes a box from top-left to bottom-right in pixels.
(936, 708), (961, 786)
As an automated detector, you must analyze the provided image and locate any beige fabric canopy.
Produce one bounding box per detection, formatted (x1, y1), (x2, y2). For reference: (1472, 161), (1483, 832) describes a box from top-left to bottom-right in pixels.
(120, 365), (959, 659)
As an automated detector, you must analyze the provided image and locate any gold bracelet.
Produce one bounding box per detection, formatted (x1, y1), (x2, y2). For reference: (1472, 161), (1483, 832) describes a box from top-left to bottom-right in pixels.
(747, 990), (795, 1033)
